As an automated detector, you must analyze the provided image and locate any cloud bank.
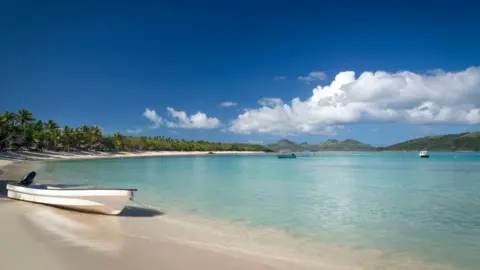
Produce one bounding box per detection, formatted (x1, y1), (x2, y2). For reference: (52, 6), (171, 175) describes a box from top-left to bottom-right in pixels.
(143, 108), (220, 129)
(229, 67), (480, 136)
(220, 101), (238, 107)
(143, 108), (163, 128)
(297, 71), (327, 82)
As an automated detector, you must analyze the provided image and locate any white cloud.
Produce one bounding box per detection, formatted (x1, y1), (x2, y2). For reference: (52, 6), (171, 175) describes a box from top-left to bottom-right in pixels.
(274, 76), (286, 81)
(297, 71), (327, 82)
(229, 67), (480, 136)
(143, 108), (163, 128)
(125, 127), (143, 134)
(166, 107), (221, 129)
(220, 101), (238, 107)
(258, 98), (284, 107)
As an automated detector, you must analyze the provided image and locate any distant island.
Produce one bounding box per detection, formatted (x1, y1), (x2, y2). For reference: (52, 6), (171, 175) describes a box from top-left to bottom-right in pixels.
(267, 139), (375, 152)
(0, 110), (270, 152)
(268, 132), (480, 152)
(378, 132), (480, 152)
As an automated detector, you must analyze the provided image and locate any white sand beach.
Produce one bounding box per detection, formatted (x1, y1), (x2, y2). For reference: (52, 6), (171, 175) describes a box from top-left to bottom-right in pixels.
(0, 153), (454, 270)
(0, 150), (266, 162)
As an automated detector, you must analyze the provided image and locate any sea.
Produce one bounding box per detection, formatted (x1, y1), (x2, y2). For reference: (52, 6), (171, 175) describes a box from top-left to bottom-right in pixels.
(35, 152), (480, 269)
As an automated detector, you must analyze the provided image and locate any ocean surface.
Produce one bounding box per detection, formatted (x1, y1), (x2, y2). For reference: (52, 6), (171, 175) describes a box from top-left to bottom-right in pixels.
(37, 152), (480, 269)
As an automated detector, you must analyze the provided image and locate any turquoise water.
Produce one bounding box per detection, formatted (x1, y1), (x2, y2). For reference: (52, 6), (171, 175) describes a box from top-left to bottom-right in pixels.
(38, 153), (480, 269)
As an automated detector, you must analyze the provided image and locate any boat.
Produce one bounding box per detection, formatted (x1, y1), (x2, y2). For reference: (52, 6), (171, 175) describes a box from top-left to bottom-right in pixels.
(419, 150), (430, 158)
(277, 153), (296, 159)
(6, 171), (137, 215)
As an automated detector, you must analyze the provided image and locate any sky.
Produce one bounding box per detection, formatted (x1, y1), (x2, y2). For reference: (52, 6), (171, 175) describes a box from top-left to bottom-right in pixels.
(1, 1), (480, 146)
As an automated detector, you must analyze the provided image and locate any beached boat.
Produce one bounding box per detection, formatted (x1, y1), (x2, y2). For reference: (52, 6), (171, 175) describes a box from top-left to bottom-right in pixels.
(6, 171), (136, 215)
(277, 153), (296, 159)
(419, 150), (430, 158)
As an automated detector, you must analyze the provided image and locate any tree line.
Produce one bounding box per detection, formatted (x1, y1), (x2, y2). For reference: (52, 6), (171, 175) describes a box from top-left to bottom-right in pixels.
(0, 110), (270, 152)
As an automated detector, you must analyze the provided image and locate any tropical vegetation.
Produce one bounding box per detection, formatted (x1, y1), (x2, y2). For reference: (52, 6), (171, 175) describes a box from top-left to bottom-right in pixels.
(267, 139), (375, 152)
(0, 110), (270, 152)
(379, 132), (480, 152)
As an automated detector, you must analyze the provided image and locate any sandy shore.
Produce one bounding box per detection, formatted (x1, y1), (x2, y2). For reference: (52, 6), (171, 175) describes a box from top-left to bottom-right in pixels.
(0, 161), (280, 270)
(0, 156), (455, 270)
(0, 150), (266, 162)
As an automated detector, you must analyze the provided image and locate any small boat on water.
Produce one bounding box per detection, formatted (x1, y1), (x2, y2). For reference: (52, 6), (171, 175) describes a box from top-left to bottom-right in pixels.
(419, 150), (430, 158)
(277, 153), (296, 159)
(6, 171), (136, 215)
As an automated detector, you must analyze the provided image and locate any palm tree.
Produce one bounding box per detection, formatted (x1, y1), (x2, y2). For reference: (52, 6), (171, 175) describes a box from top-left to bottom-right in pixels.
(89, 126), (102, 150)
(17, 109), (34, 126)
(0, 112), (19, 149)
(44, 120), (59, 149)
(62, 126), (73, 151)
(16, 109), (35, 148)
(113, 132), (123, 151)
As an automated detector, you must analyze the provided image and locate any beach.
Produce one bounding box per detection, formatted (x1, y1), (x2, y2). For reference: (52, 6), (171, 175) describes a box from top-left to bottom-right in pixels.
(0, 151), (327, 270)
(0, 152), (475, 270)
(0, 156), (286, 270)
(0, 150), (266, 162)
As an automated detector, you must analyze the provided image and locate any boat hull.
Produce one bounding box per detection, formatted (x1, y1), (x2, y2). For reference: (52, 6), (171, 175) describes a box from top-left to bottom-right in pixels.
(6, 184), (135, 215)
(277, 156), (296, 159)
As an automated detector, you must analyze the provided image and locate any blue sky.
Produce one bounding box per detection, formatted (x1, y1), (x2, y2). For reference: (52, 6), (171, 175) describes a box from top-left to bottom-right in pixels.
(2, 1), (480, 146)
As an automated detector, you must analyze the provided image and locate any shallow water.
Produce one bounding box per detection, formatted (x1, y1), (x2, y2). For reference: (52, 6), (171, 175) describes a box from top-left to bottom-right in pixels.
(36, 152), (480, 269)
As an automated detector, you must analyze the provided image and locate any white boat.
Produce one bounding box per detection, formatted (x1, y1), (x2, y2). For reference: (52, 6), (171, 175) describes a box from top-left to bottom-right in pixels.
(6, 171), (136, 215)
(419, 150), (430, 158)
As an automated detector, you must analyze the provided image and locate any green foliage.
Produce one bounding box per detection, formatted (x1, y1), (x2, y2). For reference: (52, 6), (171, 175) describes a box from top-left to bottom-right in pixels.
(267, 139), (375, 152)
(380, 132), (480, 151)
(0, 110), (270, 152)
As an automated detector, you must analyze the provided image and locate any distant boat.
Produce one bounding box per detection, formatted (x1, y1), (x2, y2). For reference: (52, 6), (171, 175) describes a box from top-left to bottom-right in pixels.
(6, 171), (136, 215)
(277, 153), (296, 159)
(419, 150), (430, 158)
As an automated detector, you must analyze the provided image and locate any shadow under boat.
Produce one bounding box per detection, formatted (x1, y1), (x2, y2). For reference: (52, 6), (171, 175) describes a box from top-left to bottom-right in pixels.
(119, 206), (164, 217)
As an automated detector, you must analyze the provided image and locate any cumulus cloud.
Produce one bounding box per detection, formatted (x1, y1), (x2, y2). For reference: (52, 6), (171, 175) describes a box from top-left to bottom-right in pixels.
(274, 76), (286, 81)
(143, 108), (163, 128)
(229, 67), (480, 136)
(125, 127), (143, 134)
(220, 101), (238, 107)
(297, 71), (327, 82)
(143, 107), (220, 129)
(166, 107), (221, 129)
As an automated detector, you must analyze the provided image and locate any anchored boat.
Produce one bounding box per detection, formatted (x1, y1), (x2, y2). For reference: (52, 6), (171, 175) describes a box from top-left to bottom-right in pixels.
(277, 153), (296, 159)
(6, 171), (136, 215)
(419, 150), (430, 158)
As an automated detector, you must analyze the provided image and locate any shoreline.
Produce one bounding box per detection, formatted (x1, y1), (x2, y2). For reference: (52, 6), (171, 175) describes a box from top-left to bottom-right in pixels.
(0, 155), (460, 270)
(0, 150), (267, 163)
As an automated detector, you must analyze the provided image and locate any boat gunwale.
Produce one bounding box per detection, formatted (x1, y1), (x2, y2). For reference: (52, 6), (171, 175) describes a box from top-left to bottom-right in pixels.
(6, 184), (137, 192)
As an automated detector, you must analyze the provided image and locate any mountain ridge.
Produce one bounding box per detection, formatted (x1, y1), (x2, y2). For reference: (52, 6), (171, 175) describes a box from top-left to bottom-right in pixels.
(267, 131), (480, 152)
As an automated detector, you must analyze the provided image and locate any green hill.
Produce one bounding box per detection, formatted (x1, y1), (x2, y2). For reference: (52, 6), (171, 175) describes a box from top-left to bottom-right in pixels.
(267, 131), (480, 152)
(381, 132), (480, 151)
(267, 139), (375, 152)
